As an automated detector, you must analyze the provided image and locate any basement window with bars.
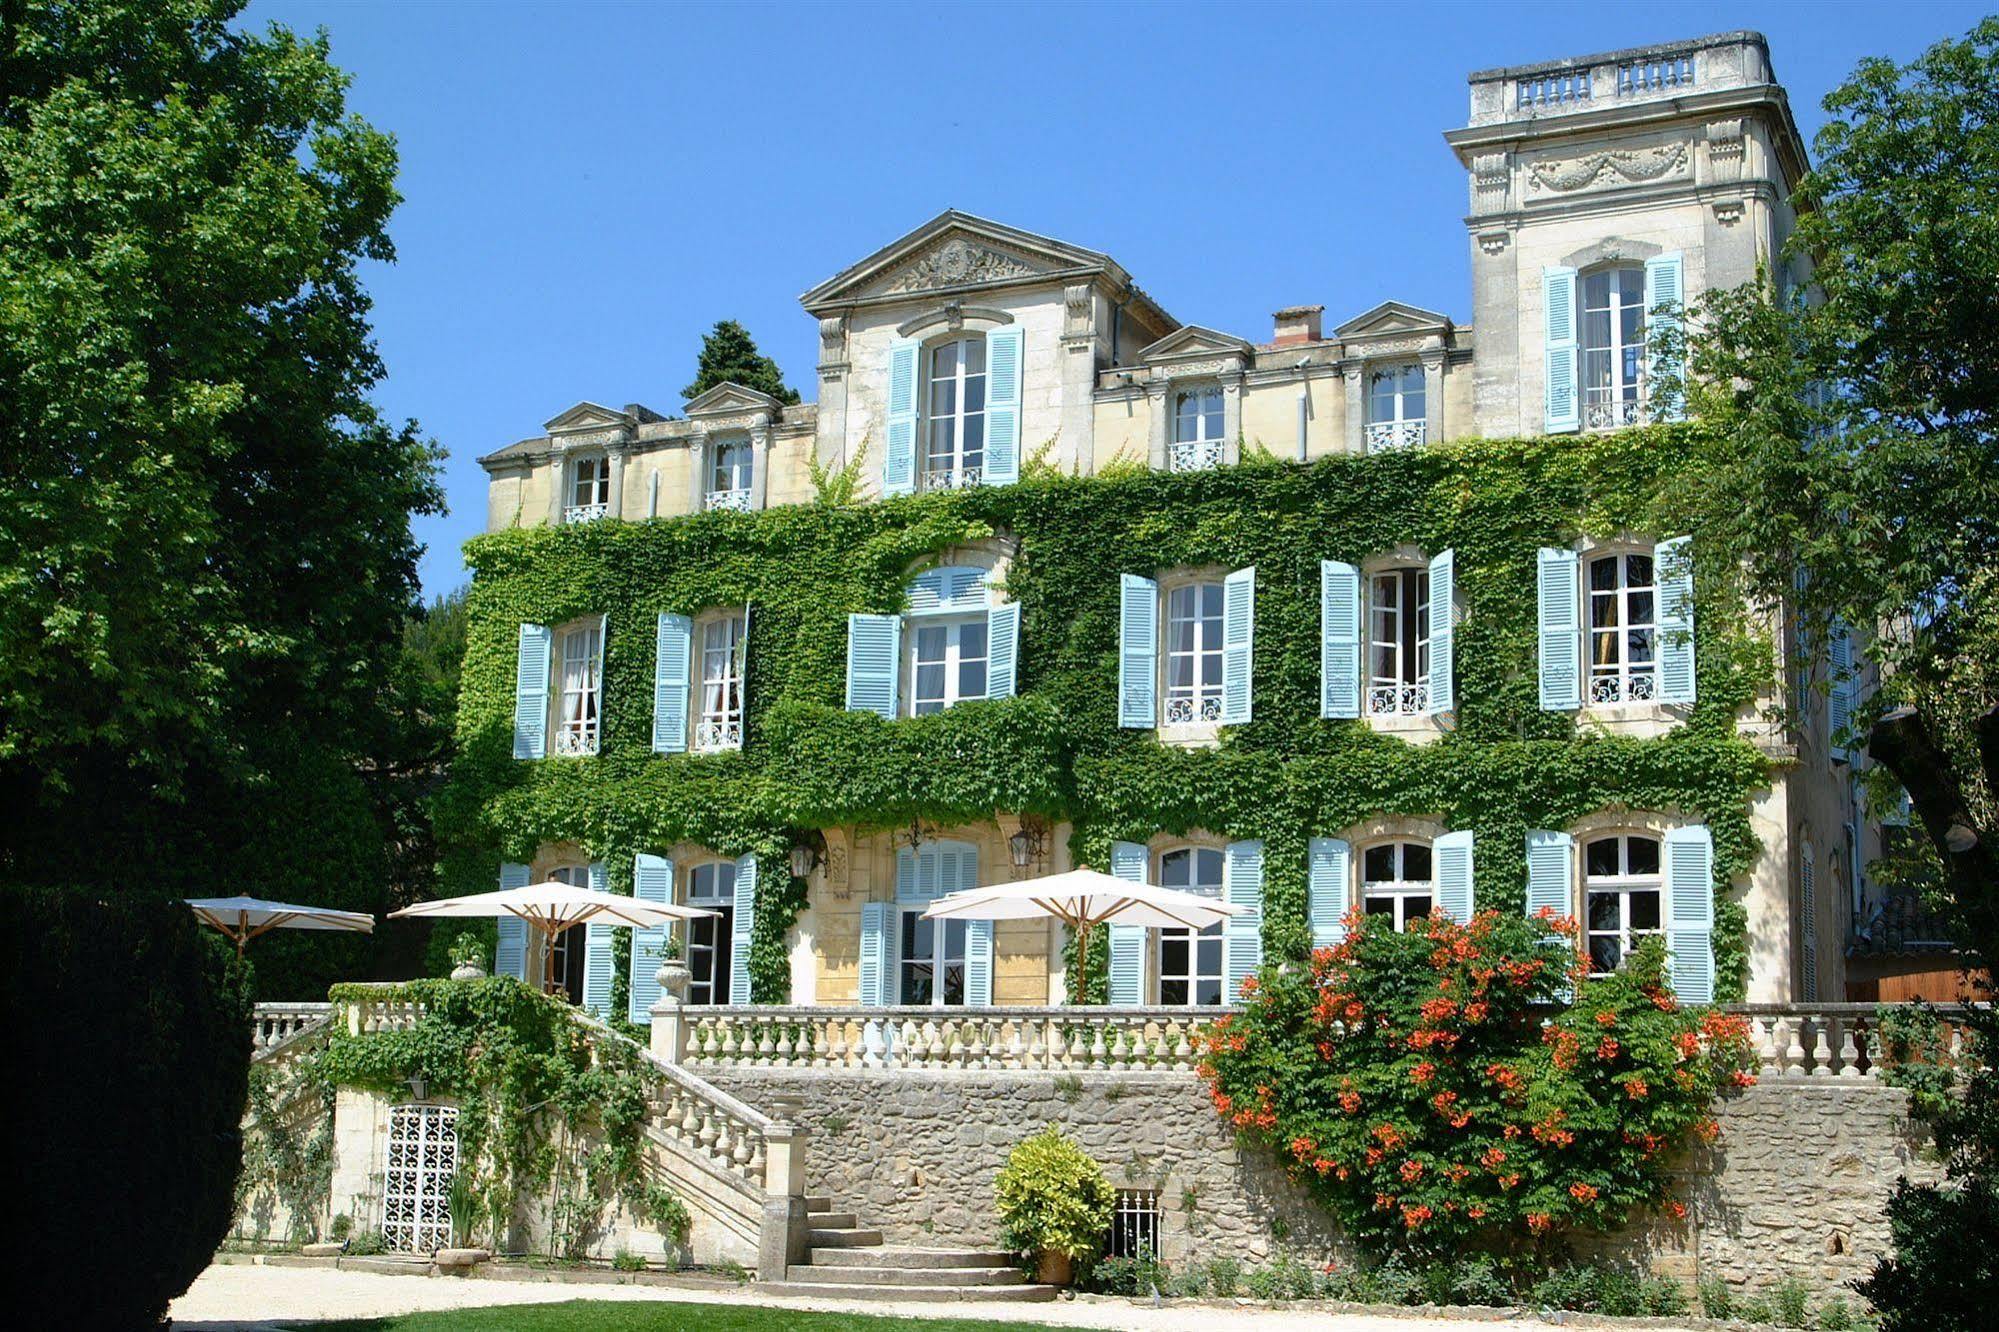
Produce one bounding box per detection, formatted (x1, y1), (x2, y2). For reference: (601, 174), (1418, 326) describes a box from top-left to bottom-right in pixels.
(1107, 1188), (1161, 1260)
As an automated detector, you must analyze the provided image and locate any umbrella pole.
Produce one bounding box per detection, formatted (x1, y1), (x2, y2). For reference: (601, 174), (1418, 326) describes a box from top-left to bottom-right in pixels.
(1072, 919), (1090, 1006)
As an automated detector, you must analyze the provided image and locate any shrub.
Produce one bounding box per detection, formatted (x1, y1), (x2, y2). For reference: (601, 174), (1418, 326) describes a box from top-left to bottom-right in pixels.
(1087, 1253), (1170, 1296)
(1199, 911), (1755, 1255)
(0, 885), (251, 1327)
(1819, 1295), (1859, 1330)
(1699, 1275), (1735, 1320)
(611, 1248), (647, 1272)
(347, 1231), (389, 1256)
(1772, 1277), (1813, 1327)
(993, 1128), (1114, 1263)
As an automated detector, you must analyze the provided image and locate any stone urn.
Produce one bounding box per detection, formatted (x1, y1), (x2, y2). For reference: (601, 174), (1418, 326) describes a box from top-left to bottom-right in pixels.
(655, 956), (693, 1001)
(450, 959), (486, 982)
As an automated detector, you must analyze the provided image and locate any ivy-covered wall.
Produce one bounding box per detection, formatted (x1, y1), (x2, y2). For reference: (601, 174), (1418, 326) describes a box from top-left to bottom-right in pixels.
(440, 427), (1772, 1011)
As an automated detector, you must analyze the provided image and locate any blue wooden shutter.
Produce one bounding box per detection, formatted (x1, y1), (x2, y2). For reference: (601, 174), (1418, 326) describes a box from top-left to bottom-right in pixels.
(1118, 574), (1158, 728)
(1543, 266), (1580, 433)
(885, 339), (919, 496)
(1656, 536), (1696, 704)
(496, 862), (531, 979)
(984, 327), (1023, 485)
(966, 920), (995, 1006)
(859, 901), (893, 1006)
(1308, 837), (1351, 948)
(581, 860), (614, 1017)
(1224, 840), (1265, 1001)
(1828, 618), (1855, 762)
(1321, 560), (1361, 719)
(1537, 548), (1582, 710)
(845, 613), (901, 717)
(513, 624), (551, 760)
(1221, 566), (1256, 724)
(1644, 252), (1685, 421)
(1107, 840), (1148, 1005)
(730, 854), (758, 1005)
(1664, 825), (1716, 1003)
(1434, 830), (1475, 925)
(628, 853), (674, 1023)
(652, 613), (692, 753)
(987, 601), (1021, 699)
(1427, 549), (1455, 714)
(1525, 830), (1574, 999)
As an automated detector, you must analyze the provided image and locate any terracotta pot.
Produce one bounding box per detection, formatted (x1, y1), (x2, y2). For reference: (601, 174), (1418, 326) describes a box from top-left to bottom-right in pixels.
(1035, 1249), (1073, 1286)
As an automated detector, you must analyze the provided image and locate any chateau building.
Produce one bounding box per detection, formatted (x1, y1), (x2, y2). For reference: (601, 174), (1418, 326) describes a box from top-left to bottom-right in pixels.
(470, 31), (1902, 1016)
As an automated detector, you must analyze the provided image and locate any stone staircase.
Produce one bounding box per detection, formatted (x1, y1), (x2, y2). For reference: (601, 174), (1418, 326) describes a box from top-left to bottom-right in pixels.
(761, 1197), (1055, 1302)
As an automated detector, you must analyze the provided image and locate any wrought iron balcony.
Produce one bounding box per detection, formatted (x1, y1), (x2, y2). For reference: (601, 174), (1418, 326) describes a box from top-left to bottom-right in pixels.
(695, 718), (742, 752)
(563, 502), (610, 524)
(1583, 385), (1649, 431)
(553, 720), (599, 756)
(705, 488), (752, 513)
(1164, 694), (1224, 725)
(1367, 682), (1430, 716)
(921, 466), (981, 491)
(1169, 439), (1225, 473)
(1365, 419), (1427, 453)
(1588, 672), (1657, 705)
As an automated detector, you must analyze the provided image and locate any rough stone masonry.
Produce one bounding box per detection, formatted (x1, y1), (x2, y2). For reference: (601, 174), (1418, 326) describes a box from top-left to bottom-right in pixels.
(705, 1069), (1939, 1295)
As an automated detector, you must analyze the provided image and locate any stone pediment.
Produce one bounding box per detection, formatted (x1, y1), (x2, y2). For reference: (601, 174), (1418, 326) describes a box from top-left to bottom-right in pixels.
(1137, 324), (1254, 363)
(1335, 301), (1454, 343)
(684, 382), (782, 419)
(801, 210), (1117, 311)
(543, 401), (633, 435)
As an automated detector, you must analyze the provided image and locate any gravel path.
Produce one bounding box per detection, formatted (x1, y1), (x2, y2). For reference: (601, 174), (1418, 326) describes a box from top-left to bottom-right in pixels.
(171, 1262), (1703, 1331)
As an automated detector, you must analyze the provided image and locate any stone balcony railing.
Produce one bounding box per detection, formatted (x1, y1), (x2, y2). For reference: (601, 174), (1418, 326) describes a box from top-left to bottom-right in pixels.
(678, 1005), (1216, 1073)
(252, 1001), (332, 1053)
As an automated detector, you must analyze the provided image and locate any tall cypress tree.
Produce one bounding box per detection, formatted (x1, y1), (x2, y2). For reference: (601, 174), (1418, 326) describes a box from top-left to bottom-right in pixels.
(682, 319), (801, 405)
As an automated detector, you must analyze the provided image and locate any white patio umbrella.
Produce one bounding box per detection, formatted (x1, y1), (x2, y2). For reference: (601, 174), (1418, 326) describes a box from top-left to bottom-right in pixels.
(389, 882), (718, 994)
(921, 868), (1244, 1003)
(185, 896), (376, 956)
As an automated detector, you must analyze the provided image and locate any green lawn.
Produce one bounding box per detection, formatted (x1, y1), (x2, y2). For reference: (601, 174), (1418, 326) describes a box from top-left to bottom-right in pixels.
(308, 1301), (1060, 1332)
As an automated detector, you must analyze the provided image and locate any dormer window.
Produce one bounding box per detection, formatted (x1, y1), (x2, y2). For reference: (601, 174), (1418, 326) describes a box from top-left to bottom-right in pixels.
(707, 439), (753, 512)
(924, 337), (986, 490)
(1170, 388), (1225, 472)
(1581, 267), (1646, 430)
(567, 456), (611, 523)
(1365, 365), (1426, 452)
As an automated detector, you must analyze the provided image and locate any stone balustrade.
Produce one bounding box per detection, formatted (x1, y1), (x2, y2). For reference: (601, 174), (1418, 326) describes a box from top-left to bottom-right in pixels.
(339, 992), (430, 1036)
(251, 1001), (332, 1053)
(679, 1005), (1215, 1073)
(1735, 1002), (1981, 1081)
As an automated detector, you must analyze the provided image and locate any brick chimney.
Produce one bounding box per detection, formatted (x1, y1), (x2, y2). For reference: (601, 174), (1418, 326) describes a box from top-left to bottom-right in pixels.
(1271, 304), (1324, 346)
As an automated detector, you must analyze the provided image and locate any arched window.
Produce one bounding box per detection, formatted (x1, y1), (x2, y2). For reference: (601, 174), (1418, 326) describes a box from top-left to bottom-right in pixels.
(1361, 840), (1433, 931)
(1587, 549), (1658, 704)
(1581, 267), (1646, 429)
(684, 860), (737, 1005)
(1164, 581), (1226, 724)
(1583, 834), (1663, 975)
(1171, 387), (1225, 472)
(567, 455), (611, 522)
(1157, 847), (1225, 1004)
(1368, 565), (1431, 716)
(924, 337), (986, 489)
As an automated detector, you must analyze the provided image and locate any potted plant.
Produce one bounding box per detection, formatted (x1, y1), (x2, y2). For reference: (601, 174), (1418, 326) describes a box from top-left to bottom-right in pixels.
(434, 1170), (490, 1269)
(993, 1127), (1114, 1286)
(448, 933), (487, 982)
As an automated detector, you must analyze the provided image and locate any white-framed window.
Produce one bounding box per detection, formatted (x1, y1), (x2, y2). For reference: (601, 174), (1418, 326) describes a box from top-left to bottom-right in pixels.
(707, 439), (753, 512)
(1368, 568), (1431, 715)
(1361, 840), (1434, 931)
(1366, 365), (1426, 451)
(1164, 581), (1225, 724)
(923, 337), (986, 490)
(1581, 267), (1646, 430)
(696, 614), (746, 751)
(910, 616), (988, 715)
(555, 622), (602, 755)
(899, 910), (969, 1006)
(684, 860), (736, 1005)
(1583, 834), (1663, 976)
(1588, 550), (1658, 704)
(1171, 386), (1225, 472)
(567, 455), (611, 522)
(1156, 847), (1225, 1005)
(546, 866), (591, 1003)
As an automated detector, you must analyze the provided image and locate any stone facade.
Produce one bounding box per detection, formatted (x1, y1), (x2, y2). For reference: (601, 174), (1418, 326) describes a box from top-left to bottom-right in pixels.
(706, 1067), (1937, 1297)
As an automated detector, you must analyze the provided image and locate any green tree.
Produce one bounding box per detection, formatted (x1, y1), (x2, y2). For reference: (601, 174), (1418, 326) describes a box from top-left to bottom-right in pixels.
(1667, 21), (1999, 1327)
(0, 1), (443, 991)
(681, 318), (801, 405)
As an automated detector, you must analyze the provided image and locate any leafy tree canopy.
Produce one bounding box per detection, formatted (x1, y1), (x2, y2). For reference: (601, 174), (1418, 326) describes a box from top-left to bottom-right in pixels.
(0, 0), (443, 991)
(681, 318), (800, 405)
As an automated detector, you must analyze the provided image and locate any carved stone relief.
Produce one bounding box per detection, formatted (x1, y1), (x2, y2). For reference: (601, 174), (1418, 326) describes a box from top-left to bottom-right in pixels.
(1527, 140), (1689, 193)
(884, 238), (1037, 293)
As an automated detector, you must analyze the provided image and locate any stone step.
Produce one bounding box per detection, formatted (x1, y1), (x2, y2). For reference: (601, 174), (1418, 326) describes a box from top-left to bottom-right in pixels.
(810, 1211), (860, 1230)
(809, 1247), (1015, 1270)
(758, 1280), (1056, 1304)
(785, 1263), (1023, 1287)
(807, 1227), (885, 1248)
(804, 1196), (835, 1214)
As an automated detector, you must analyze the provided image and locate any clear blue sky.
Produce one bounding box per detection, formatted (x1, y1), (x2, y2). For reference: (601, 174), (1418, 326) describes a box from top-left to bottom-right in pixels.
(243, 0), (1994, 598)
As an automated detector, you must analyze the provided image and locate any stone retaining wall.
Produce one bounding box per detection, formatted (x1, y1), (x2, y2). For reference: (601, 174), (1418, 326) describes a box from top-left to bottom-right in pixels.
(706, 1068), (1939, 1295)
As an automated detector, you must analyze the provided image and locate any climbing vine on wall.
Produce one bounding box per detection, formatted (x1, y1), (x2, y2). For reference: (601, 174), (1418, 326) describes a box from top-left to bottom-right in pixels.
(441, 426), (1772, 1008)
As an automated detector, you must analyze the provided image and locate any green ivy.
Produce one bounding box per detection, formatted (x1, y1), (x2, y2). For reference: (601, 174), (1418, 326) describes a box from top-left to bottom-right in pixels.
(440, 427), (1771, 1010)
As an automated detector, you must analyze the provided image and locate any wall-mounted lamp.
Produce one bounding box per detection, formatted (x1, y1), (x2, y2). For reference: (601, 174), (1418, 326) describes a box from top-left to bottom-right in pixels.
(1007, 815), (1051, 871)
(406, 1074), (429, 1103)
(789, 830), (827, 881)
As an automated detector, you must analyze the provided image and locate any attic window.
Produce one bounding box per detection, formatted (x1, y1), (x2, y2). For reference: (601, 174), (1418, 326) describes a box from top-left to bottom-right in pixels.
(567, 456), (611, 522)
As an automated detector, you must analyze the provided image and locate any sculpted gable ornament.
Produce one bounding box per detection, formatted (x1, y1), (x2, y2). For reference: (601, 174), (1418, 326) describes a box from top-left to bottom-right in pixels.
(1528, 141), (1688, 193)
(885, 238), (1037, 293)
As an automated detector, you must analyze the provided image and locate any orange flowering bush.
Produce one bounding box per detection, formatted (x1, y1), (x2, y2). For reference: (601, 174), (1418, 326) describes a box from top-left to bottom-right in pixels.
(1197, 909), (1755, 1254)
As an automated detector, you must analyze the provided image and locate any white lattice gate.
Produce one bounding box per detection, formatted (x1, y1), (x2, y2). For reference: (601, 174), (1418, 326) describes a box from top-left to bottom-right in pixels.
(382, 1104), (458, 1254)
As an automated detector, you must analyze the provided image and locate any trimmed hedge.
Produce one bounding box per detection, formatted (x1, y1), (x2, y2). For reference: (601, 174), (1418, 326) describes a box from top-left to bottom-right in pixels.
(0, 885), (250, 1327)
